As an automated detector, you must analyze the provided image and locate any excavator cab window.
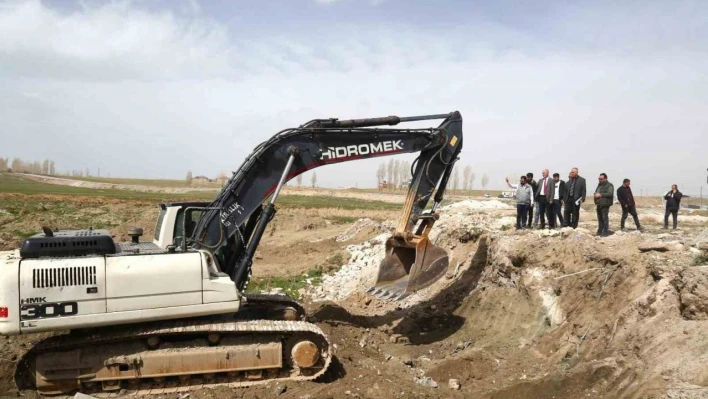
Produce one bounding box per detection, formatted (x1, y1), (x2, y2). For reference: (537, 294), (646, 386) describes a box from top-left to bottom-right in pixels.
(154, 208), (166, 241)
(173, 208), (205, 248)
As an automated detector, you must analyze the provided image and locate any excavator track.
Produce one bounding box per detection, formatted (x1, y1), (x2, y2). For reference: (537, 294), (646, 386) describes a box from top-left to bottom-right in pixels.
(240, 293), (307, 321)
(16, 318), (331, 397)
(15, 293), (332, 398)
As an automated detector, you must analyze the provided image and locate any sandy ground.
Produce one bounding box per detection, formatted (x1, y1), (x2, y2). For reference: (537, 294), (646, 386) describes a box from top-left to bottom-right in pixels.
(1, 193), (708, 399)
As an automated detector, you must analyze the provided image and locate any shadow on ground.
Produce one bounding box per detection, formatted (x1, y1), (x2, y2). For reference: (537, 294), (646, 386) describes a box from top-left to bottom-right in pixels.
(311, 235), (490, 345)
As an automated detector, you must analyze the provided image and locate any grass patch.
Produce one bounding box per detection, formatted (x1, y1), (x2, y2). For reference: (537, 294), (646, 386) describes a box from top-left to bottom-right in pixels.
(244, 250), (349, 299)
(0, 173), (208, 201)
(694, 254), (708, 266)
(0, 174), (401, 211)
(327, 215), (358, 224)
(12, 230), (36, 240)
(246, 268), (324, 299)
(273, 194), (399, 211)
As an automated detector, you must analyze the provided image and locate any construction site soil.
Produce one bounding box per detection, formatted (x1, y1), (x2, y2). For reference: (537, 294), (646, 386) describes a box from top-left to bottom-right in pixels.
(2, 193), (708, 399)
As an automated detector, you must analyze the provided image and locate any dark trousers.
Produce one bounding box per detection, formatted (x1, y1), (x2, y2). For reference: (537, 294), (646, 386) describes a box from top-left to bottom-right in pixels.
(621, 205), (641, 229)
(516, 203), (530, 229)
(596, 206), (610, 234)
(564, 202), (580, 228)
(553, 200), (564, 227)
(527, 204), (533, 227)
(538, 198), (553, 228)
(665, 208), (678, 229)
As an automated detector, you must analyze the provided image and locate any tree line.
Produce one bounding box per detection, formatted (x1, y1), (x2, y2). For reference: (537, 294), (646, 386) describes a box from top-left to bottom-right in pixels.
(0, 157), (102, 178)
(0, 157), (57, 175)
(376, 159), (413, 191)
(375, 160), (489, 192)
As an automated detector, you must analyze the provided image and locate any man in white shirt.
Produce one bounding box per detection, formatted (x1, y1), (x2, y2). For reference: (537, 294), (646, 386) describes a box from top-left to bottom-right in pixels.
(506, 176), (535, 230)
(535, 169), (556, 229)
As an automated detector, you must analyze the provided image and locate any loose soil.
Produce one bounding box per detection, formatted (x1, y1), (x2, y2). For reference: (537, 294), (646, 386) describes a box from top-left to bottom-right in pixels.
(1, 193), (708, 399)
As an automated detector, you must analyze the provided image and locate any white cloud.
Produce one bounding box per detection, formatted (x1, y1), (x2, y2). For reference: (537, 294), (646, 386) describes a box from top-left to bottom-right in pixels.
(1, 0), (706, 195)
(0, 0), (235, 81)
(314, 0), (386, 5)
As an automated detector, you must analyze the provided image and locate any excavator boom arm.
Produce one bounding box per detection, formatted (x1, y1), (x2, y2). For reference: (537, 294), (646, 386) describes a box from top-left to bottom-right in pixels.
(190, 111), (463, 292)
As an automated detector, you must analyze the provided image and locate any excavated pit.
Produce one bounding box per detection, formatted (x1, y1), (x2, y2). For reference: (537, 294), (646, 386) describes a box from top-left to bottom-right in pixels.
(296, 202), (708, 399)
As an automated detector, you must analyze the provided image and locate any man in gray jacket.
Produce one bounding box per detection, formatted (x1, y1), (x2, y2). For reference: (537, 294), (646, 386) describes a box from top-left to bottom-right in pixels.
(563, 167), (587, 228)
(506, 176), (534, 230)
(593, 173), (614, 236)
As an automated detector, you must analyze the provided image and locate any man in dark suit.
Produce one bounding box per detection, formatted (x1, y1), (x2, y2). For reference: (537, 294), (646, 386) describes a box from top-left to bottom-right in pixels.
(563, 167), (587, 228)
(536, 169), (555, 229)
(616, 178), (642, 231)
(664, 184), (683, 230)
(552, 173), (566, 228)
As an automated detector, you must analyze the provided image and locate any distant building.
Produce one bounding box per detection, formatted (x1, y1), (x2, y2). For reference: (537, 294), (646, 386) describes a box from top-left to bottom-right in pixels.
(192, 175), (213, 182)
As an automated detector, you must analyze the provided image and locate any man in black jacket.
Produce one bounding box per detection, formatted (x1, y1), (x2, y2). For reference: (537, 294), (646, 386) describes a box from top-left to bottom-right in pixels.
(664, 184), (683, 230)
(552, 173), (566, 228)
(593, 173), (614, 236)
(563, 167), (587, 228)
(616, 178), (642, 231)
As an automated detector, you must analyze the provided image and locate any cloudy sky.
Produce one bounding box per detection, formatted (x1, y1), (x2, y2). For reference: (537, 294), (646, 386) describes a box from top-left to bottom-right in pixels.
(1, 0), (706, 195)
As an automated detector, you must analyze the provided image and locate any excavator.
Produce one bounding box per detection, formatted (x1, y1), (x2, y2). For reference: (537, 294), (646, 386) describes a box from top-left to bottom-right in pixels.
(0, 111), (463, 396)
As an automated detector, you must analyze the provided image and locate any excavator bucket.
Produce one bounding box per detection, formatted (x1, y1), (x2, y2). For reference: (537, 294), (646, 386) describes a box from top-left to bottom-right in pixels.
(367, 236), (449, 300)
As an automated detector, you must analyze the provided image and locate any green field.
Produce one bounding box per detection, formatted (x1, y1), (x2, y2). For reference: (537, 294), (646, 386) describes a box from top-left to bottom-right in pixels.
(0, 173), (210, 200)
(0, 173), (400, 210)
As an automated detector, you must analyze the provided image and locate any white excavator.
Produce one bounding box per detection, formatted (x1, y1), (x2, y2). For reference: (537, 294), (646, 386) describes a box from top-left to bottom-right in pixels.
(0, 111), (464, 396)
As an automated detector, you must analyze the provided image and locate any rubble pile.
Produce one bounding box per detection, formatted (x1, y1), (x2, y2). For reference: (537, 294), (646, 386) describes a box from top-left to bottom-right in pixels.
(334, 218), (394, 242)
(306, 200), (516, 303)
(307, 233), (389, 301)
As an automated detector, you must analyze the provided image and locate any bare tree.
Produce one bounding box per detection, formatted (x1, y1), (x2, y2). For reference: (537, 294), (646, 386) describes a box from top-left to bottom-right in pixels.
(296, 174), (303, 187)
(397, 161), (410, 189)
(391, 160), (399, 190)
(469, 172), (476, 190)
(0, 157), (7, 172)
(481, 174), (489, 190)
(42, 159), (49, 174)
(311, 171), (317, 188)
(462, 165), (471, 191)
(216, 171), (228, 186)
(185, 170), (193, 181)
(85, 167), (90, 177)
(387, 159), (394, 191)
(451, 166), (459, 192)
(376, 162), (386, 188)
(49, 161), (55, 175)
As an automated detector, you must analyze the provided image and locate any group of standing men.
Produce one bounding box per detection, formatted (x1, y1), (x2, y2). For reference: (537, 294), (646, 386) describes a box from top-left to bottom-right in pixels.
(506, 167), (587, 231)
(506, 168), (684, 236)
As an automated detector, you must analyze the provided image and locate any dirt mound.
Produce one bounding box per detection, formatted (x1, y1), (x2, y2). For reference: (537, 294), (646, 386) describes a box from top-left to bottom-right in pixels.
(302, 204), (708, 398)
